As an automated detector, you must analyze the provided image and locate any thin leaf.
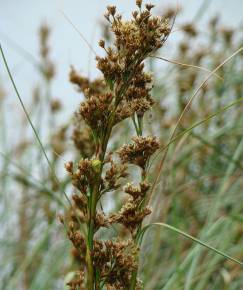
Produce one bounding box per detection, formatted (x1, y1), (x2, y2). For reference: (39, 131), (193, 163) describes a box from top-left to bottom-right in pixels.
(0, 44), (71, 208)
(147, 47), (243, 206)
(140, 222), (243, 266)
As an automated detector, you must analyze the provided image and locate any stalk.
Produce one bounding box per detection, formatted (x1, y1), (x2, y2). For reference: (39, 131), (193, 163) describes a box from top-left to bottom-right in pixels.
(129, 116), (146, 290)
(65, 2), (170, 289)
(86, 109), (117, 289)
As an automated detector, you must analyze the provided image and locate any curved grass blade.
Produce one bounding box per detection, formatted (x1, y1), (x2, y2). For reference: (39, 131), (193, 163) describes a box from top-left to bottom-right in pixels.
(139, 222), (243, 266)
(148, 96), (243, 178)
(0, 43), (71, 208)
(147, 47), (243, 206)
(150, 55), (223, 80)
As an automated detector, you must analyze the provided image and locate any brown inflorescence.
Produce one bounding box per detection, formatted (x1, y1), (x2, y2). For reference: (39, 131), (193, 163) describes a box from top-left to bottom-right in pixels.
(92, 239), (138, 288)
(39, 24), (55, 81)
(63, 1), (169, 289)
(118, 136), (160, 169)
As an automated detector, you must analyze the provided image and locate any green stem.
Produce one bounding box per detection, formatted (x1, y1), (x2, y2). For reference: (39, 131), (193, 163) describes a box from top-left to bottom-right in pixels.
(86, 111), (116, 289)
(86, 63), (139, 288)
(87, 166), (103, 289)
(129, 118), (145, 290)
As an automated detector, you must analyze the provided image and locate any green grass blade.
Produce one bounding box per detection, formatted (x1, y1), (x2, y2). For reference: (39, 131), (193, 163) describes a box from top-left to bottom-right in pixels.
(0, 43), (71, 208)
(140, 222), (243, 266)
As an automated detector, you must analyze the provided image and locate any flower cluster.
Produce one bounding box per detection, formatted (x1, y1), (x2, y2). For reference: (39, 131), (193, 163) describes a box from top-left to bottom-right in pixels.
(118, 136), (160, 169)
(97, 3), (170, 84)
(39, 24), (55, 81)
(72, 115), (95, 158)
(79, 92), (113, 132)
(93, 239), (138, 288)
(70, 66), (106, 98)
(63, 1), (168, 289)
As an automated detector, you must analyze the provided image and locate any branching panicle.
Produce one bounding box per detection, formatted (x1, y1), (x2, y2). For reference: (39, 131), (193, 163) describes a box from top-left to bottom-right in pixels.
(63, 1), (169, 289)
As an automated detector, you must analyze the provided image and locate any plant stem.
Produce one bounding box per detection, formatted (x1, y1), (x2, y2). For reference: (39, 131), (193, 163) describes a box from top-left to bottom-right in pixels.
(85, 70), (135, 288)
(129, 118), (145, 290)
(86, 112), (116, 289)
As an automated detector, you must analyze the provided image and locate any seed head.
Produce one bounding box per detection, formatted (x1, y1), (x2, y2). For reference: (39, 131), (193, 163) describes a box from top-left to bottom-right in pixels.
(98, 39), (105, 48)
(107, 5), (116, 16)
(145, 3), (155, 11)
(65, 161), (73, 174)
(118, 136), (160, 169)
(136, 0), (142, 8)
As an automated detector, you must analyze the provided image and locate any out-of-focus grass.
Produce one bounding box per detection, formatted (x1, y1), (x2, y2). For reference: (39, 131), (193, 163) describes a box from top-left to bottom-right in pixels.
(0, 4), (243, 290)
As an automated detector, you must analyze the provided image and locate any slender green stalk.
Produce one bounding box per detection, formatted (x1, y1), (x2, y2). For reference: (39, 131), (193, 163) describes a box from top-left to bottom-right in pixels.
(86, 106), (118, 288)
(147, 47), (243, 206)
(0, 43), (72, 207)
(141, 222), (243, 266)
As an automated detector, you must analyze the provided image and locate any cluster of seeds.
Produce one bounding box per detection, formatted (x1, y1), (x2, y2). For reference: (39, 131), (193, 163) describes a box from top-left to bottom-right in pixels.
(62, 1), (170, 289)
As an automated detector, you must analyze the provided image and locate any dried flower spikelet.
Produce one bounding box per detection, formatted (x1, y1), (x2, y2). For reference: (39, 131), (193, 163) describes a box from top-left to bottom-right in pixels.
(161, 6), (180, 20)
(39, 24), (50, 59)
(51, 126), (67, 156)
(176, 42), (205, 95)
(65, 159), (96, 194)
(109, 198), (152, 233)
(32, 86), (41, 104)
(39, 24), (55, 80)
(68, 229), (86, 249)
(96, 2), (170, 85)
(118, 136), (160, 169)
(44, 62), (55, 80)
(95, 211), (109, 230)
(221, 27), (234, 44)
(104, 159), (128, 191)
(72, 194), (87, 211)
(136, 0), (142, 8)
(181, 23), (198, 37)
(69, 66), (106, 98)
(69, 67), (89, 93)
(71, 247), (86, 265)
(70, 208), (87, 224)
(98, 39), (105, 48)
(93, 239), (138, 288)
(58, 214), (65, 224)
(50, 99), (62, 112)
(65, 161), (73, 174)
(114, 65), (155, 118)
(107, 5), (116, 16)
(145, 4), (155, 11)
(67, 271), (86, 290)
(209, 15), (219, 30)
(72, 113), (95, 158)
(64, 204), (88, 268)
(124, 181), (150, 200)
(79, 93), (113, 132)
(179, 42), (189, 55)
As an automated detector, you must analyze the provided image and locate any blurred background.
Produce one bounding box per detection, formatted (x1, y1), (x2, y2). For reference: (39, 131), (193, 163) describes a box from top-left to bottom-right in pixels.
(0, 1), (243, 290)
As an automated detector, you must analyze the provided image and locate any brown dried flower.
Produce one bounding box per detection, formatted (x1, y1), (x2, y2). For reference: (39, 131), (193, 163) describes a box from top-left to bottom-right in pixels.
(109, 198), (152, 233)
(93, 239), (138, 288)
(39, 24), (55, 81)
(69, 66), (106, 98)
(124, 181), (150, 200)
(181, 23), (198, 38)
(118, 136), (160, 168)
(72, 114), (95, 158)
(64, 2), (170, 289)
(79, 93), (113, 133)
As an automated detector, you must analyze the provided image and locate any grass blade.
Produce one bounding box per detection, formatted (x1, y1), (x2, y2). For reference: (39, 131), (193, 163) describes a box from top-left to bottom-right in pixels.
(0, 43), (71, 208)
(140, 222), (243, 266)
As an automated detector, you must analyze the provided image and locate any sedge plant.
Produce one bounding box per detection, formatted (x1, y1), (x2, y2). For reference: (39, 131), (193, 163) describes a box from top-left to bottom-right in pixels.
(62, 1), (171, 289)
